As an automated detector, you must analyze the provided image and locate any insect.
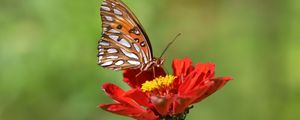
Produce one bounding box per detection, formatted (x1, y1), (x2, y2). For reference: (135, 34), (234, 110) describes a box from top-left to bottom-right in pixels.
(98, 0), (179, 72)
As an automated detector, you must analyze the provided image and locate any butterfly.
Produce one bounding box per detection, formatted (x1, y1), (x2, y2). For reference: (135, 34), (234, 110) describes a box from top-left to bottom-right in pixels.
(98, 0), (165, 71)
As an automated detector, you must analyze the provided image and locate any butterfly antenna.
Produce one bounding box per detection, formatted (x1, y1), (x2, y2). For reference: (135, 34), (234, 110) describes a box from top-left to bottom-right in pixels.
(159, 33), (181, 59)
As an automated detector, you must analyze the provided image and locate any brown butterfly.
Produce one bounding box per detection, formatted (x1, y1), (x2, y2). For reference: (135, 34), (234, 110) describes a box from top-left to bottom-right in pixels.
(98, 0), (180, 72)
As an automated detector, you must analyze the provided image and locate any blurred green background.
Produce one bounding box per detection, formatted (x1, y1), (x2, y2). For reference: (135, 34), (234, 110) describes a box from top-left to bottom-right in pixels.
(1, 0), (300, 120)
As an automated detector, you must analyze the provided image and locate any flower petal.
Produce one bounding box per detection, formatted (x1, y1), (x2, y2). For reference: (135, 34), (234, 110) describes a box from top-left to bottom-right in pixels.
(124, 89), (152, 107)
(195, 63), (215, 79)
(102, 83), (125, 100)
(192, 77), (232, 103)
(136, 110), (158, 120)
(102, 83), (144, 110)
(172, 58), (195, 88)
(99, 103), (143, 117)
(180, 81), (212, 98)
(177, 70), (201, 95)
(178, 63), (215, 95)
(150, 95), (174, 116)
(174, 81), (212, 114)
(172, 58), (194, 77)
(99, 104), (157, 120)
(173, 96), (194, 115)
(123, 67), (166, 88)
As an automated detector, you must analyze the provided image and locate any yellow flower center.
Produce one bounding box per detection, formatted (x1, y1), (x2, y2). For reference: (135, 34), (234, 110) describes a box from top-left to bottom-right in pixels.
(141, 75), (177, 92)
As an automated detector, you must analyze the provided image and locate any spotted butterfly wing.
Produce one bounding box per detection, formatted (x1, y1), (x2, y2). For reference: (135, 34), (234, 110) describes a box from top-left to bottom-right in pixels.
(98, 0), (154, 70)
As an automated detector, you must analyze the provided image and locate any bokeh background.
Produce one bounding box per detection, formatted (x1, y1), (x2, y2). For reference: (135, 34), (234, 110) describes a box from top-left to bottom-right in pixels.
(1, 0), (300, 120)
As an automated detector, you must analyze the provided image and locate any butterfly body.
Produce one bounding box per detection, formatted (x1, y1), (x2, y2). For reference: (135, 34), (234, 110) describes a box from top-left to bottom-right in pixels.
(140, 58), (164, 71)
(98, 0), (164, 71)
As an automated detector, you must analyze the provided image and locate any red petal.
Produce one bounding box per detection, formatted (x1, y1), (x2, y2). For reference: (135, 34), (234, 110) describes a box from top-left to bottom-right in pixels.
(99, 103), (144, 117)
(178, 63), (215, 95)
(124, 89), (152, 107)
(99, 104), (158, 120)
(174, 81), (212, 114)
(102, 83), (125, 100)
(180, 81), (212, 97)
(150, 95), (174, 116)
(123, 67), (166, 88)
(172, 58), (195, 88)
(176, 61), (232, 108)
(102, 83), (144, 110)
(173, 96), (194, 115)
(172, 58), (194, 77)
(196, 63), (215, 79)
(136, 110), (158, 120)
(192, 77), (232, 104)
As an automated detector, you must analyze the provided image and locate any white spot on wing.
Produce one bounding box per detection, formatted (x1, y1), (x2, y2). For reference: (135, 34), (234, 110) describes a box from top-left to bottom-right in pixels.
(109, 29), (120, 33)
(99, 41), (109, 46)
(102, 2), (108, 5)
(98, 56), (103, 61)
(99, 52), (104, 55)
(134, 30), (140, 35)
(105, 16), (113, 21)
(133, 44), (140, 52)
(101, 6), (110, 11)
(107, 56), (118, 59)
(113, 9), (122, 15)
(115, 60), (124, 65)
(119, 39), (131, 47)
(109, 35), (131, 48)
(120, 48), (139, 60)
(109, 35), (118, 41)
(103, 27), (108, 31)
(107, 48), (118, 53)
(101, 61), (113, 66)
(98, 48), (104, 52)
(141, 50), (148, 64)
(128, 60), (141, 65)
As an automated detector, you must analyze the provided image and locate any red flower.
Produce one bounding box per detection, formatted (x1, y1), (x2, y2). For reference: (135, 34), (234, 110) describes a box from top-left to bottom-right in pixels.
(99, 58), (232, 120)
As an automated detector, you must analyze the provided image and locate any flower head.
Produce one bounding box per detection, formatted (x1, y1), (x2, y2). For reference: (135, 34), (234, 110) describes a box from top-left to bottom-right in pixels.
(99, 58), (232, 120)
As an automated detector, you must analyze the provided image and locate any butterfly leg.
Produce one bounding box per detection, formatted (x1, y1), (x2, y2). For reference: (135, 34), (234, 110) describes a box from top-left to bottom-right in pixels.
(152, 67), (156, 78)
(135, 70), (143, 77)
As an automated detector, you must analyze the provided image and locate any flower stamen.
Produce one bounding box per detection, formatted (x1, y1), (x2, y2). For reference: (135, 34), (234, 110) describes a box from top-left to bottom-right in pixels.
(141, 75), (176, 93)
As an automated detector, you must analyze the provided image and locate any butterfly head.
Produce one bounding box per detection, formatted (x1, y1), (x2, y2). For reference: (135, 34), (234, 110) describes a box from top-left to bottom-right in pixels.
(153, 58), (164, 68)
(140, 58), (165, 72)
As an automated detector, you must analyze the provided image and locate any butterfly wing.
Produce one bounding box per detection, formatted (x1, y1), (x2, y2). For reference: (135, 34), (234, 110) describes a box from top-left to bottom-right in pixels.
(98, 0), (153, 70)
